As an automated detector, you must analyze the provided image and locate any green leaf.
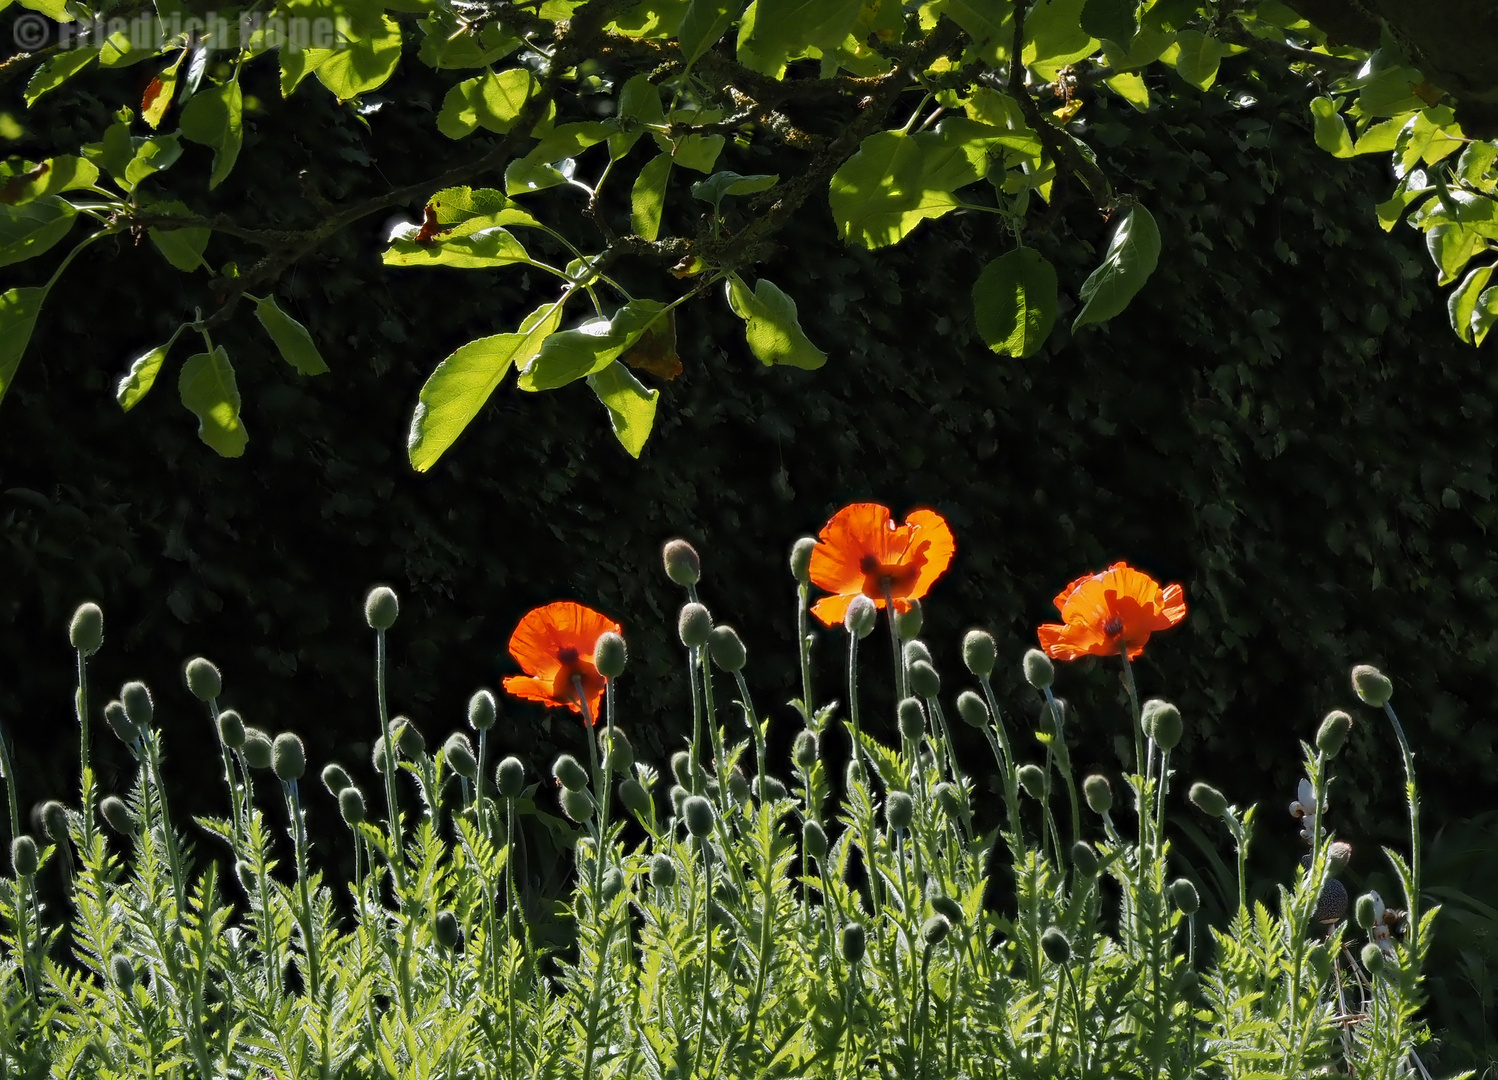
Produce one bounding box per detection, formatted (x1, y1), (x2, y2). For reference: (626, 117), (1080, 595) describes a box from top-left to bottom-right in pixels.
(254, 295), (330, 375)
(124, 135), (184, 190)
(929, 0), (1009, 64)
(588, 361), (660, 457)
(0, 196), (77, 269)
(117, 338), (177, 411)
(610, 74), (668, 159)
(631, 153), (672, 240)
(666, 133), (724, 173)
(518, 300), (668, 391)
(1105, 72), (1149, 112)
(725, 275), (827, 369)
(735, 0), (863, 78)
(311, 15), (403, 100)
(609, 0), (689, 39)
(1426, 223), (1488, 286)
(1472, 286), (1498, 347)
(1023, 0), (1096, 75)
(0, 156), (98, 206)
(690, 171), (778, 211)
(178, 79), (243, 190)
(407, 301), (566, 471)
(1079, 0), (1138, 47)
(972, 248), (1058, 358)
(417, 13), (520, 68)
(1448, 263), (1494, 345)
(437, 69), (550, 139)
(0, 287), (46, 410)
(516, 121), (616, 168)
(1399, 107), (1465, 172)
(24, 50), (96, 106)
(505, 158), (572, 196)
(178, 347), (248, 457)
(384, 224), (531, 268)
(1376, 179), (1430, 232)
(1356, 64), (1426, 119)
(147, 199), (209, 272)
(679, 0), (744, 68)
(1164, 30), (1223, 90)
(1072, 203), (1161, 331)
(1309, 97), (1354, 158)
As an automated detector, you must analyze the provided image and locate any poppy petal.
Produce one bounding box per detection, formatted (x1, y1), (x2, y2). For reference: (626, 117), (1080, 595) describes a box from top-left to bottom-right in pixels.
(810, 592), (856, 628)
(1156, 583), (1187, 627)
(1038, 620), (1112, 660)
(809, 503), (893, 596)
(502, 674), (582, 714)
(900, 509), (955, 600)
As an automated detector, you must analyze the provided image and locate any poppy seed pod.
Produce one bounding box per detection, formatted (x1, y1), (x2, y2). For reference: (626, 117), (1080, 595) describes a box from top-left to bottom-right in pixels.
(1040, 926), (1071, 964)
(1327, 840), (1353, 875)
(110, 953), (135, 992)
(1143, 700), (1183, 753)
(497, 756), (526, 799)
(468, 689), (497, 732)
(1017, 764), (1047, 800)
(1351, 664), (1393, 708)
(903, 639), (933, 668)
(104, 700), (137, 746)
(601, 729), (634, 775)
(683, 794), (715, 838)
(595, 631), (627, 679)
(272, 733), (306, 782)
(662, 539), (702, 586)
(553, 754), (589, 792)
(1361, 942), (1386, 976)
(560, 787), (595, 823)
(1315, 878), (1349, 924)
(11, 836), (38, 877)
(1022, 648), (1054, 689)
(678, 603), (713, 648)
(394, 719), (425, 758)
(1169, 878), (1200, 915)
(444, 733), (478, 780)
(929, 893), (964, 926)
(790, 537), (816, 584)
(1083, 774), (1113, 815)
(792, 729), (819, 769)
(962, 630), (997, 678)
(803, 819), (828, 861)
(1072, 840), (1099, 878)
(894, 600), (923, 640)
(41, 801), (69, 845)
(619, 777), (651, 817)
(601, 867), (626, 904)
(321, 763), (352, 796)
(121, 681), (153, 729)
(754, 775), (787, 803)
(898, 698), (926, 742)
(844, 595), (877, 639)
(1188, 781), (1229, 818)
(955, 690), (988, 729)
(908, 660), (941, 699)
(842, 921), (867, 965)
(339, 786), (366, 826)
(922, 914), (951, 947)
(708, 625), (747, 672)
(886, 791), (915, 832)
(364, 586), (399, 631)
(242, 729), (274, 770)
(217, 709), (246, 750)
(1355, 893), (1381, 930)
(650, 853), (677, 888)
(70, 602), (104, 656)
(727, 771), (751, 806)
(932, 781), (963, 819)
(184, 657), (222, 702)
(99, 795), (136, 835)
(1316, 710), (1353, 758)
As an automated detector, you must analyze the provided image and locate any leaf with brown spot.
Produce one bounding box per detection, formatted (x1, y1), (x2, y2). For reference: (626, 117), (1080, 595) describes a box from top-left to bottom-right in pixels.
(0, 164), (48, 206)
(620, 308), (681, 380)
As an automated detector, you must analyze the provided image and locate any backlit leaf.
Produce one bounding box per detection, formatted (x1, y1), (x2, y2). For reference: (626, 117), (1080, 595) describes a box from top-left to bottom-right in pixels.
(178, 347), (248, 457)
(725, 275), (826, 369)
(972, 248), (1058, 357)
(1072, 203), (1161, 331)
(588, 361), (660, 457)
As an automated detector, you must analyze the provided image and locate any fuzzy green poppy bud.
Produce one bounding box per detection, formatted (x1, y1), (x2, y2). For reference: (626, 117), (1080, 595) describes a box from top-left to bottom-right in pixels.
(1022, 648), (1054, 689)
(434, 910), (460, 950)
(394, 718), (425, 758)
(650, 853), (677, 888)
(70, 602), (104, 656)
(678, 602), (713, 648)
(922, 914), (951, 947)
(553, 754), (589, 792)
(842, 922), (866, 964)
(444, 733), (478, 780)
(727, 770), (751, 806)
(104, 700), (136, 745)
(1017, 764), (1047, 800)
(803, 819), (828, 861)
(1355, 893), (1380, 930)
(595, 631), (627, 679)
(955, 690), (988, 729)
(903, 640), (933, 668)
(669, 783), (688, 819)
(121, 681), (153, 729)
(371, 736), (389, 773)
(242, 729), (273, 770)
(663, 539), (702, 586)
(928, 892), (964, 925)
(1361, 942), (1386, 976)
(339, 786), (366, 826)
(932, 781), (963, 819)
(600, 729), (634, 775)
(1316, 711), (1353, 758)
(1307, 942), (1332, 982)
(1327, 840), (1353, 875)
(1351, 665), (1392, 708)
(497, 756), (526, 799)
(962, 630), (997, 678)
(272, 733), (306, 782)
(601, 867), (626, 904)
(11, 836), (38, 877)
(1143, 700), (1183, 753)
(184, 657), (222, 702)
(1174, 969), (1199, 999)
(683, 794), (715, 838)
(41, 801), (69, 845)
(1170, 878), (1200, 915)
(754, 775), (786, 803)
(619, 777), (651, 817)
(886, 791), (915, 831)
(217, 709), (246, 750)
(560, 787), (594, 823)
(708, 625), (747, 672)
(844, 595), (877, 639)
(100, 795), (136, 835)
(792, 730), (818, 769)
(894, 600), (923, 640)
(1188, 782), (1229, 818)
(898, 698), (926, 742)
(845, 758), (866, 790)
(790, 537), (816, 584)
(110, 953), (135, 992)
(1083, 774), (1113, 815)
(1040, 926), (1071, 964)
(321, 763), (352, 796)
(468, 689), (497, 732)
(364, 586), (399, 631)
(908, 660), (941, 699)
(1072, 840), (1099, 878)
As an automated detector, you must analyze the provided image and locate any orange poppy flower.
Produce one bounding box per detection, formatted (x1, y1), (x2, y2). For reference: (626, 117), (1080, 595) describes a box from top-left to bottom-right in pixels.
(501, 601), (621, 721)
(1037, 562), (1186, 661)
(807, 503), (956, 627)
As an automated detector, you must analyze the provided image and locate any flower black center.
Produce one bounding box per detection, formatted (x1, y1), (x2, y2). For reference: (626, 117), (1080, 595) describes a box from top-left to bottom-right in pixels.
(859, 554), (880, 574)
(1102, 616), (1124, 638)
(558, 646), (580, 665)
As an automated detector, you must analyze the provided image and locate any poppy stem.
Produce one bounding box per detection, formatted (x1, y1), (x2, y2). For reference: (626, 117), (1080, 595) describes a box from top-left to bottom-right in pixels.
(1382, 701), (1422, 960)
(374, 627), (406, 890)
(731, 671), (766, 786)
(882, 587), (908, 704)
(797, 582), (815, 723)
(574, 677), (608, 901)
(1043, 688), (1082, 848)
(687, 646), (705, 795)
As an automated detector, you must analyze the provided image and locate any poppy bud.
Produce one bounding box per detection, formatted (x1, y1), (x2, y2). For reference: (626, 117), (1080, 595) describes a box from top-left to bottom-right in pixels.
(844, 595), (877, 639)
(962, 630), (997, 678)
(1307, 942), (1332, 981)
(669, 783), (688, 819)
(933, 782), (963, 819)
(321, 763), (352, 796)
(100, 795), (137, 835)
(11, 836), (38, 877)
(41, 801), (70, 845)
(1315, 878), (1348, 924)
(754, 775), (787, 803)
(600, 729), (634, 775)
(903, 640), (933, 668)
(468, 689), (497, 732)
(339, 786), (366, 826)
(372, 736), (389, 773)
(792, 730), (818, 769)
(217, 709), (246, 750)
(790, 537), (816, 584)
(444, 733), (478, 780)
(70, 602), (104, 656)
(121, 681), (153, 729)
(683, 794), (715, 838)
(678, 603), (713, 648)
(956, 690), (988, 729)
(242, 729), (274, 770)
(364, 586), (399, 631)
(708, 626), (747, 672)
(908, 660), (940, 699)
(394, 718), (425, 758)
(553, 754), (589, 792)
(1071, 840), (1099, 877)
(619, 777), (651, 817)
(886, 791), (914, 831)
(184, 657), (222, 702)
(104, 700), (137, 746)
(1022, 648), (1054, 689)
(898, 698), (926, 742)
(894, 600), (923, 640)
(842, 922), (866, 964)
(803, 819), (828, 861)
(927, 883), (963, 925)
(845, 758), (865, 790)
(1040, 926), (1071, 964)
(1169, 878), (1200, 915)
(922, 914), (951, 947)
(601, 867), (626, 903)
(1188, 782), (1229, 818)
(1018, 764), (1046, 800)
(1174, 969), (1199, 999)
(1351, 665), (1393, 708)
(272, 733), (306, 782)
(650, 853), (677, 888)
(1316, 711), (1352, 758)
(669, 750), (695, 789)
(110, 953), (135, 992)
(595, 632), (627, 679)
(662, 539), (702, 587)
(497, 756), (526, 799)
(1361, 942), (1386, 976)
(1083, 774), (1113, 815)
(1143, 700), (1182, 753)
(727, 770), (751, 806)
(434, 910), (460, 950)
(1327, 840), (1353, 875)
(560, 787), (595, 823)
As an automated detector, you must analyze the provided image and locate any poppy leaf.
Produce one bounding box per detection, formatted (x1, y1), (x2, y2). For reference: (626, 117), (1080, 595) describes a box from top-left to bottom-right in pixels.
(725, 275), (827, 370)
(178, 78), (243, 190)
(253, 295), (330, 375)
(178, 347), (248, 457)
(518, 299), (668, 392)
(588, 361), (660, 458)
(0, 286), (48, 410)
(972, 248), (1058, 358)
(0, 196), (77, 269)
(1071, 203), (1160, 332)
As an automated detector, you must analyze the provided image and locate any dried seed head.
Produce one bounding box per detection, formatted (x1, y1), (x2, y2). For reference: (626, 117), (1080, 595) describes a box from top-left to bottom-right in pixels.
(898, 697), (926, 742)
(560, 787), (595, 823)
(594, 631), (627, 679)
(922, 914), (951, 947)
(790, 537), (816, 584)
(242, 729), (273, 770)
(184, 657), (222, 702)
(364, 586), (399, 631)
(962, 630), (997, 677)
(339, 786), (366, 826)
(121, 681), (153, 729)
(956, 690), (988, 729)
(708, 625), (747, 672)
(650, 853), (677, 888)
(894, 600), (923, 640)
(1351, 664), (1393, 708)
(844, 595), (878, 639)
(217, 709), (246, 750)
(683, 794), (715, 838)
(70, 602), (104, 656)
(272, 733), (306, 782)
(662, 539), (701, 587)
(444, 733), (478, 780)
(792, 729), (819, 769)
(619, 777), (651, 817)
(1022, 648), (1054, 689)
(468, 689), (497, 732)
(321, 763), (352, 796)
(908, 660), (941, 699)
(803, 819), (828, 861)
(1315, 877), (1348, 924)
(1188, 782), (1228, 818)
(1084, 774), (1113, 815)
(1316, 710), (1353, 758)
(1169, 878), (1200, 915)
(497, 756), (526, 799)
(553, 754), (589, 792)
(11, 836), (38, 876)
(433, 910), (460, 950)
(842, 922), (866, 964)
(1040, 926), (1071, 964)
(885, 791), (915, 831)
(678, 602), (713, 648)
(100, 795), (137, 835)
(1017, 764), (1047, 800)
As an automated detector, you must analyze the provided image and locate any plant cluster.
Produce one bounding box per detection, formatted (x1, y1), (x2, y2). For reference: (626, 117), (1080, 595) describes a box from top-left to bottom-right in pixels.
(0, 506), (1448, 1079)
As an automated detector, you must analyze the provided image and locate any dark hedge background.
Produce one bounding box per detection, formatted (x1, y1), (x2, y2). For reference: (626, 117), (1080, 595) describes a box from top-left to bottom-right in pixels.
(2, 37), (1496, 1066)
